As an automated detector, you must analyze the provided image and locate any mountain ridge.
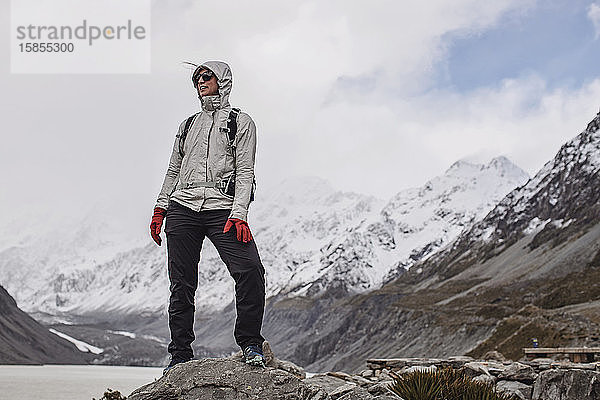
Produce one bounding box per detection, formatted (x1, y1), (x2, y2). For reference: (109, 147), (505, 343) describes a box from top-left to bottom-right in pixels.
(0, 156), (527, 321)
(256, 109), (600, 372)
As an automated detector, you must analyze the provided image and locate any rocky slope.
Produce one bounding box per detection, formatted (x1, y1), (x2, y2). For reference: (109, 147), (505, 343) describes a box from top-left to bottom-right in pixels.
(0, 284), (89, 364)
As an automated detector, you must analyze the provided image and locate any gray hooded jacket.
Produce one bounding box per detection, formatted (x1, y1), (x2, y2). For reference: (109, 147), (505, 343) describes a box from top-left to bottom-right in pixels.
(154, 61), (257, 221)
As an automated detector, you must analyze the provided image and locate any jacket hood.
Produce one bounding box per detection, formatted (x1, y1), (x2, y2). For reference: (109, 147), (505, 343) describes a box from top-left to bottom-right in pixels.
(197, 60), (232, 111)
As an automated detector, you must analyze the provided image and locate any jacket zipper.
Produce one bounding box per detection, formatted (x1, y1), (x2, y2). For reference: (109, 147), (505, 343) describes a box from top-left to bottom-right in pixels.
(205, 111), (216, 181)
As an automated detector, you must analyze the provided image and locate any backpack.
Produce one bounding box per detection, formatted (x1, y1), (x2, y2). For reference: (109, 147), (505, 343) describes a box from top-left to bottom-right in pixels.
(178, 108), (256, 202)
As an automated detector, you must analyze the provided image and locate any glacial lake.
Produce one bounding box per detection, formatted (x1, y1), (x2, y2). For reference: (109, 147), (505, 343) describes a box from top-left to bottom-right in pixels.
(0, 365), (163, 400)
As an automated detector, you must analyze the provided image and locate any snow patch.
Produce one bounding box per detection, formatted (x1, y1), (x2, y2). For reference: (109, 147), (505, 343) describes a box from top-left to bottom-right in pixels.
(523, 217), (551, 235)
(140, 334), (168, 344)
(480, 226), (496, 242)
(48, 328), (104, 354)
(107, 330), (137, 339)
(551, 219), (574, 229)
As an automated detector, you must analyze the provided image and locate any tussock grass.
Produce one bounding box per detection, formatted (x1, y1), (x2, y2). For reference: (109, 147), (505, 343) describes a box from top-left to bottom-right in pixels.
(388, 368), (516, 400)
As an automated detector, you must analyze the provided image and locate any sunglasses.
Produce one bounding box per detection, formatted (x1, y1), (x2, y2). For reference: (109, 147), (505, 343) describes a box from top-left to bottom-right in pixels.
(194, 70), (214, 85)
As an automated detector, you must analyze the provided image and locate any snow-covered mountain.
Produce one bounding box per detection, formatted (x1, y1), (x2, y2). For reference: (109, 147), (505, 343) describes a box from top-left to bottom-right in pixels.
(260, 109), (600, 373)
(0, 200), (154, 317)
(0, 157), (528, 320)
(270, 156), (528, 297)
(431, 110), (600, 280)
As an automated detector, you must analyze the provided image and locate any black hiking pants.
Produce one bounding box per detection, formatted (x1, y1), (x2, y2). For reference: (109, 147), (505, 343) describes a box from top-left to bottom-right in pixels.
(164, 200), (265, 360)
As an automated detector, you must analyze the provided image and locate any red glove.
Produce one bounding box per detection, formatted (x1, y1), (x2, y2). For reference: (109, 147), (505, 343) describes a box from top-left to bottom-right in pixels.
(223, 218), (254, 243)
(150, 207), (167, 246)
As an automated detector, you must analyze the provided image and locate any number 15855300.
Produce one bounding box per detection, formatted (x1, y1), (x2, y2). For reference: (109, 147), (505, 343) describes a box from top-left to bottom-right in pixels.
(18, 42), (74, 52)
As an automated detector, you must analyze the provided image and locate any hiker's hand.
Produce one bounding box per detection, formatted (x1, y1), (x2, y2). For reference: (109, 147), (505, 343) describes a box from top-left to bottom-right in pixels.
(223, 218), (254, 243)
(150, 207), (167, 246)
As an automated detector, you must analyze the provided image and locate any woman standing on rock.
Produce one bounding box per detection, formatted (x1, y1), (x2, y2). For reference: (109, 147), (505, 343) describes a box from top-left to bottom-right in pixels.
(149, 60), (266, 374)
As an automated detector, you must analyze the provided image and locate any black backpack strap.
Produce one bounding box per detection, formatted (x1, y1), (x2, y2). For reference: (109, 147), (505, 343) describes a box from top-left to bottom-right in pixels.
(226, 108), (241, 147)
(220, 107), (257, 202)
(178, 112), (199, 157)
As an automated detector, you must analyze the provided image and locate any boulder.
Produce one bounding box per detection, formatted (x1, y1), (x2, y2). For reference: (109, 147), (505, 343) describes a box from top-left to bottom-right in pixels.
(304, 374), (394, 400)
(526, 358), (553, 371)
(127, 358), (329, 400)
(462, 362), (491, 378)
(532, 369), (600, 400)
(360, 369), (374, 378)
(329, 383), (357, 399)
(496, 380), (532, 400)
(376, 369), (392, 382)
(349, 375), (375, 386)
(498, 362), (537, 384)
(367, 381), (394, 396)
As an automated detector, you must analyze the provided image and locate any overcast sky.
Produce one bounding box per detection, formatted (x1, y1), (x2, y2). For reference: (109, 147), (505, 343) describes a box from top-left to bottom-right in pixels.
(1, 0), (599, 240)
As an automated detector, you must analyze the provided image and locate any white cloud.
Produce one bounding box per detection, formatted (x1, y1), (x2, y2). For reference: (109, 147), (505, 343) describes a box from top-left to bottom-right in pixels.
(1, 0), (599, 240)
(588, 3), (600, 39)
(289, 74), (600, 197)
(145, 0), (542, 189)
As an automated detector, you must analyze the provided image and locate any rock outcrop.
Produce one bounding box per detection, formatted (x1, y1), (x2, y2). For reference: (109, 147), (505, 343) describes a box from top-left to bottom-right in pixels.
(128, 358), (329, 400)
(368, 357), (600, 400)
(127, 354), (600, 400)
(532, 369), (600, 400)
(127, 341), (397, 400)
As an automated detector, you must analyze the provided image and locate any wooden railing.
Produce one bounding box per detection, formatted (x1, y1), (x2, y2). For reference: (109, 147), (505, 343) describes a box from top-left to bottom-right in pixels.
(523, 347), (600, 363)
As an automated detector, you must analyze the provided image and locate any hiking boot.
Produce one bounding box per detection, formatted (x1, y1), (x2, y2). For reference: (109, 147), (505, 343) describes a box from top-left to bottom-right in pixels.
(243, 344), (265, 367)
(163, 356), (191, 375)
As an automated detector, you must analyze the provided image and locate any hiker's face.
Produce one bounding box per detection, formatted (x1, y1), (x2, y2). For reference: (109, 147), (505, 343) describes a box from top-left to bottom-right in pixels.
(197, 69), (218, 97)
